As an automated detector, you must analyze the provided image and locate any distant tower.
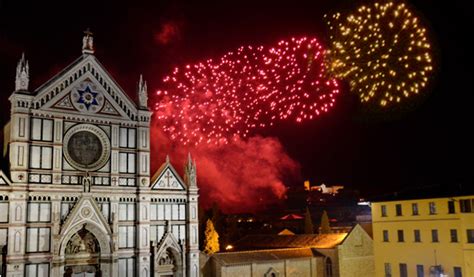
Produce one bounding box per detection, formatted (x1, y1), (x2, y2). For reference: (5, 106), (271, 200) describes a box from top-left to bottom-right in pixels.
(304, 180), (310, 191)
(15, 53), (29, 91)
(138, 74), (148, 109)
(82, 28), (94, 54)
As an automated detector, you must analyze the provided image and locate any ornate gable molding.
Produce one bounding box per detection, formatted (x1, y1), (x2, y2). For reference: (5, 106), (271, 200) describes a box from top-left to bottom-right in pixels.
(58, 194), (112, 245)
(0, 171), (12, 186)
(155, 228), (183, 260)
(33, 55), (138, 120)
(151, 160), (187, 191)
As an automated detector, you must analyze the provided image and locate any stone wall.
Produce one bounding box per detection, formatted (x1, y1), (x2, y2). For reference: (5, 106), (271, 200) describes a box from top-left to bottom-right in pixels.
(337, 225), (374, 277)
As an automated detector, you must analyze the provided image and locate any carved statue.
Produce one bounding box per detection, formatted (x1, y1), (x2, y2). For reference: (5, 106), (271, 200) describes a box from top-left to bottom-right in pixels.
(83, 171), (91, 192)
(65, 228), (98, 255)
(158, 250), (175, 265)
(82, 29), (94, 53)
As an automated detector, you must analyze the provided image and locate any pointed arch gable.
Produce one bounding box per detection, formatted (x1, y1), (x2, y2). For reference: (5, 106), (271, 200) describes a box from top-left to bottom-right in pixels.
(156, 230), (183, 259)
(57, 195), (112, 256)
(0, 171), (12, 186)
(150, 162), (187, 191)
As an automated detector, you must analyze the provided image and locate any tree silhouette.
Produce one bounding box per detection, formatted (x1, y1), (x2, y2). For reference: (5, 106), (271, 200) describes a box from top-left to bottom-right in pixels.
(320, 210), (331, 234)
(304, 207), (314, 234)
(204, 219), (220, 254)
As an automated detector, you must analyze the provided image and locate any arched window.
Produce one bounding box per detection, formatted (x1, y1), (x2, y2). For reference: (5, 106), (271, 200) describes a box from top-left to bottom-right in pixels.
(325, 257), (333, 277)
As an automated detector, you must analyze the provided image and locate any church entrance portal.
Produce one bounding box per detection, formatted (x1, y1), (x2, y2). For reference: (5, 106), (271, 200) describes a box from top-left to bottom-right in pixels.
(63, 226), (102, 277)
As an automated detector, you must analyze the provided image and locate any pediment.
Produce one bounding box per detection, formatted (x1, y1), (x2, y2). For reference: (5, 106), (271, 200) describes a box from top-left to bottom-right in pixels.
(33, 55), (138, 120)
(151, 162), (186, 191)
(60, 194), (112, 238)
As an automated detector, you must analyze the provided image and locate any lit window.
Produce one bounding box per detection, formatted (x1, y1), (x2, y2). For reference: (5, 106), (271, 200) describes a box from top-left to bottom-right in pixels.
(467, 229), (474, 243)
(384, 263), (392, 277)
(399, 263), (408, 277)
(454, 267), (462, 277)
(26, 227), (50, 252)
(118, 257), (135, 277)
(27, 202), (51, 223)
(119, 152), (136, 174)
(412, 203), (419, 215)
(25, 263), (49, 277)
(29, 146), (53, 169)
(119, 128), (136, 149)
(397, 230), (404, 242)
(119, 203), (135, 221)
(429, 202), (436, 215)
(118, 226), (135, 248)
(396, 204), (402, 216)
(381, 205), (387, 217)
(460, 199), (473, 213)
(450, 229), (458, 242)
(325, 258), (333, 277)
(432, 229), (439, 242)
(414, 230), (421, 242)
(416, 265), (424, 277)
(0, 199), (9, 223)
(31, 118), (53, 141)
(448, 201), (456, 214)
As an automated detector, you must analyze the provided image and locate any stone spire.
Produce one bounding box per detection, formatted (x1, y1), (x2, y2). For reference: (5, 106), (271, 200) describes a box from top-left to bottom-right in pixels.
(138, 74), (148, 109)
(15, 53), (29, 91)
(184, 152), (197, 188)
(82, 28), (94, 54)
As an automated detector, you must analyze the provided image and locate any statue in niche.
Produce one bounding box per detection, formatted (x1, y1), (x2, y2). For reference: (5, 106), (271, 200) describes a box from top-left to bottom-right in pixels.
(83, 171), (91, 192)
(158, 250), (175, 265)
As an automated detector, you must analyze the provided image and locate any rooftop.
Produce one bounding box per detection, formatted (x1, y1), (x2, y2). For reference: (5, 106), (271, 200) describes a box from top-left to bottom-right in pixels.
(370, 184), (474, 203)
(233, 233), (347, 251)
(212, 247), (321, 265)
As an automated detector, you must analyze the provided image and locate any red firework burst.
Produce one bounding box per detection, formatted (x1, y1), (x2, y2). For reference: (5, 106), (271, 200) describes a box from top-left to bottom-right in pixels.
(155, 37), (340, 145)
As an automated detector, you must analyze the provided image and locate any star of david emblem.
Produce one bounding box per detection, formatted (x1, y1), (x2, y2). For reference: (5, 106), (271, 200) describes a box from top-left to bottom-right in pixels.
(77, 85), (99, 110)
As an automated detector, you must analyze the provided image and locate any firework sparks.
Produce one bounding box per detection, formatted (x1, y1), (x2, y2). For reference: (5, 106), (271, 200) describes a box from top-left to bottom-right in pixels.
(325, 1), (434, 107)
(155, 37), (340, 145)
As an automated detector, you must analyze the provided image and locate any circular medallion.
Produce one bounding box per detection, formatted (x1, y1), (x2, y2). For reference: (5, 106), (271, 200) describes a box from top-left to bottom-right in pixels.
(71, 82), (104, 113)
(63, 124), (110, 171)
(81, 207), (92, 218)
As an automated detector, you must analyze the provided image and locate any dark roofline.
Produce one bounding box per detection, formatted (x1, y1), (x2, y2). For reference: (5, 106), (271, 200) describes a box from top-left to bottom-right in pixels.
(370, 184), (474, 203)
(34, 55), (86, 93)
(33, 54), (139, 111)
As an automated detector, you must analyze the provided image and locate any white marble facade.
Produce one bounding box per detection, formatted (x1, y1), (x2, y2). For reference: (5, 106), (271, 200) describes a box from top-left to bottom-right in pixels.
(0, 32), (199, 277)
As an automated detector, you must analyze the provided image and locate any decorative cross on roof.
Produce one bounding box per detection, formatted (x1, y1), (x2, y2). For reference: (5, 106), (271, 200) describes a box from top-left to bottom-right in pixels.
(84, 28), (93, 36)
(82, 28), (94, 54)
(164, 170), (173, 187)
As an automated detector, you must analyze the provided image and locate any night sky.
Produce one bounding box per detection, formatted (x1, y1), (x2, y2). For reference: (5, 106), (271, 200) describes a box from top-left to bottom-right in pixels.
(0, 0), (472, 199)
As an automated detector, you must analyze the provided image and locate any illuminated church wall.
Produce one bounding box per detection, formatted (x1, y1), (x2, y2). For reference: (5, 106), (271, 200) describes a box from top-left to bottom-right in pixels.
(0, 32), (200, 277)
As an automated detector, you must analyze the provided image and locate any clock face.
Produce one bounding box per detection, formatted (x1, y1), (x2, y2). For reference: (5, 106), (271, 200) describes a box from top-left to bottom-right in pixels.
(63, 124), (110, 171)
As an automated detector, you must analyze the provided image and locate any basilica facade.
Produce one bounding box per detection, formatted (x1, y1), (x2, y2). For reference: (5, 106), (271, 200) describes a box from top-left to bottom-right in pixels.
(0, 32), (199, 277)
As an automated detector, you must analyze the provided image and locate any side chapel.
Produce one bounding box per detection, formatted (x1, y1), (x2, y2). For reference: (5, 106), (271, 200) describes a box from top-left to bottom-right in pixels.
(0, 30), (200, 277)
